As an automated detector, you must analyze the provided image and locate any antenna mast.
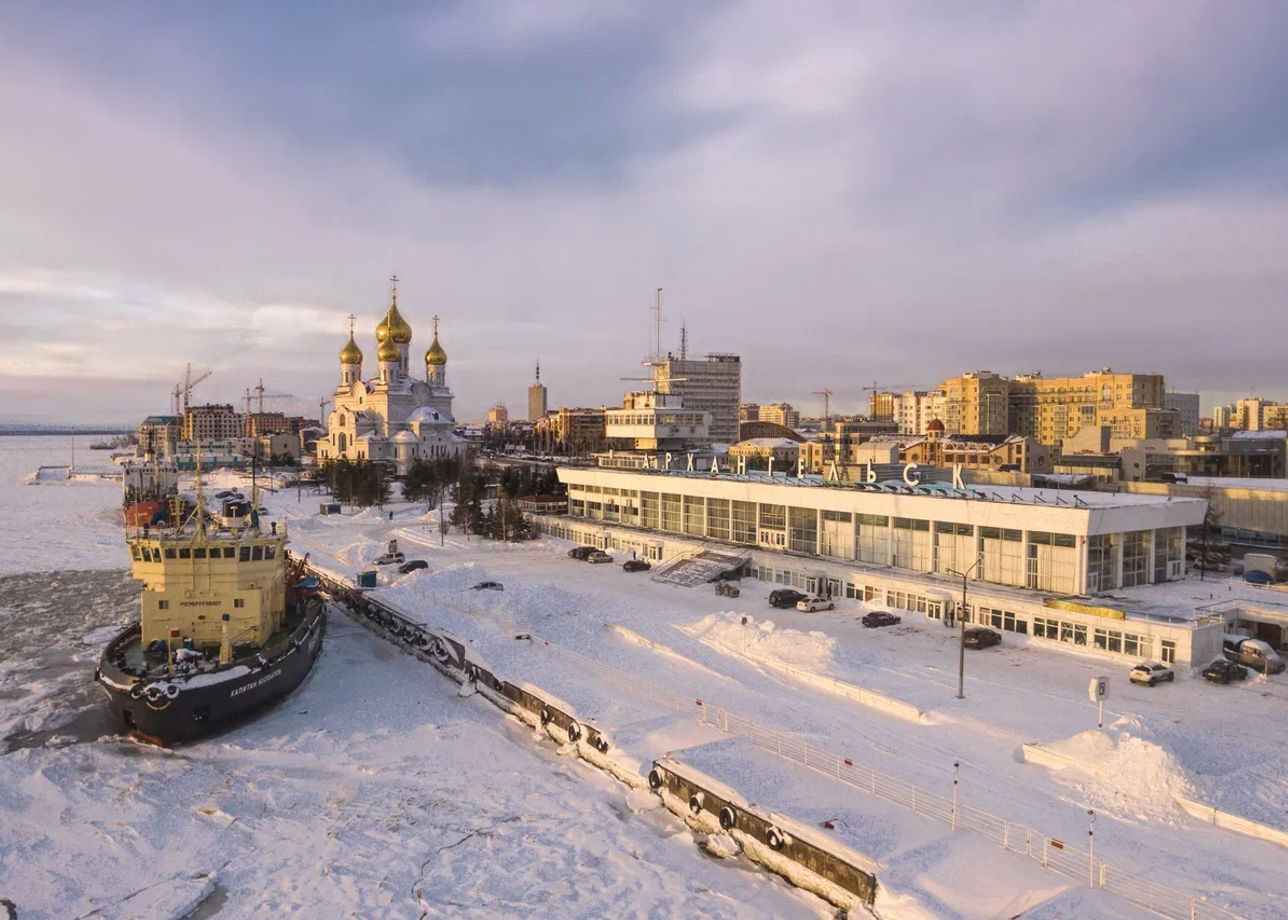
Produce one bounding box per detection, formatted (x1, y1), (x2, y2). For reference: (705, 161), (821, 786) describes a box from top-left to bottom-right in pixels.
(680, 321), (688, 361)
(653, 287), (662, 363)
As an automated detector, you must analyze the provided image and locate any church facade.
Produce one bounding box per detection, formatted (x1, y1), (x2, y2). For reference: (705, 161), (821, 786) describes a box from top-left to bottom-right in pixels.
(317, 282), (467, 476)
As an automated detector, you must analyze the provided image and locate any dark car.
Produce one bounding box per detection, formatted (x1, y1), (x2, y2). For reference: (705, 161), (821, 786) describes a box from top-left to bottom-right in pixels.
(623, 559), (651, 572)
(568, 546), (598, 560)
(769, 589), (808, 609)
(398, 559), (428, 574)
(1202, 659), (1249, 684)
(471, 581), (504, 591)
(861, 611), (902, 628)
(963, 627), (1001, 649)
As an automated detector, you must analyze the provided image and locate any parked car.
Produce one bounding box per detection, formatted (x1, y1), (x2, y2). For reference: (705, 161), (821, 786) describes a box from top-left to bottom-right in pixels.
(963, 627), (1001, 649)
(586, 551), (614, 564)
(1203, 659), (1249, 684)
(797, 596), (835, 612)
(623, 559), (651, 572)
(471, 581), (504, 591)
(568, 546), (598, 560)
(397, 559), (428, 574)
(861, 611), (902, 628)
(1129, 661), (1175, 686)
(1222, 635), (1286, 674)
(373, 551), (405, 566)
(769, 589), (807, 609)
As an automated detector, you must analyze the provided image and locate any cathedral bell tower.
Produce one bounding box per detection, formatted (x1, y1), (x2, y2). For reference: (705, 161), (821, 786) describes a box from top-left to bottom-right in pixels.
(425, 315), (447, 387)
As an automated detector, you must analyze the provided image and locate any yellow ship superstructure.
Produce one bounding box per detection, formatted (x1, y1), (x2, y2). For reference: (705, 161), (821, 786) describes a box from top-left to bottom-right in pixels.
(127, 521), (289, 655)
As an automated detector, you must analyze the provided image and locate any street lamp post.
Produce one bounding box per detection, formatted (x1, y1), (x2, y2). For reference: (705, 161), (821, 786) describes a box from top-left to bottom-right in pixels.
(947, 557), (983, 700)
(1087, 809), (1096, 888)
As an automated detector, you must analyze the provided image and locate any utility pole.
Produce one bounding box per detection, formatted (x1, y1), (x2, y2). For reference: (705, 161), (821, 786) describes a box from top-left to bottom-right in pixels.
(948, 557), (983, 699)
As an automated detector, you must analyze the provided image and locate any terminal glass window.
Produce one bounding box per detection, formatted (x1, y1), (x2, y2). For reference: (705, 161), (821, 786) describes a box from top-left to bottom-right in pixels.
(661, 493), (682, 532)
(1153, 528), (1183, 582)
(857, 514), (890, 565)
(788, 507), (818, 555)
(1086, 533), (1118, 592)
(1028, 531), (1077, 594)
(639, 491), (659, 530)
(706, 498), (731, 541)
(759, 503), (786, 531)
(682, 496), (705, 536)
(1160, 639), (1176, 664)
(731, 501), (757, 544)
(979, 527), (1024, 587)
(1121, 530), (1150, 588)
(892, 518), (931, 572)
(933, 522), (975, 576)
(820, 510), (854, 559)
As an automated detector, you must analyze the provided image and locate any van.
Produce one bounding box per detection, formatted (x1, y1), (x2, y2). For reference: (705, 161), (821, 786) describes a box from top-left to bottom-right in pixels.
(1223, 636), (1286, 674)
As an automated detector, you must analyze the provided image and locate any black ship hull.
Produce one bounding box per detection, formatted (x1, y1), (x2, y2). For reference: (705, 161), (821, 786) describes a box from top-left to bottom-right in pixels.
(95, 601), (326, 744)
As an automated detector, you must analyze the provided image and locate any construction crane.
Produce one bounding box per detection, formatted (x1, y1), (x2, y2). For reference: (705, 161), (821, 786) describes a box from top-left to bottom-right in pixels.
(242, 379), (295, 436)
(172, 364), (212, 417)
(253, 378), (293, 415)
(812, 389), (834, 426)
(861, 381), (920, 393)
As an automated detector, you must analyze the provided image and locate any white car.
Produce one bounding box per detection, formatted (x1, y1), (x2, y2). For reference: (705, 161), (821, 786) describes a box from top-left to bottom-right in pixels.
(1129, 661), (1175, 686)
(796, 596), (835, 612)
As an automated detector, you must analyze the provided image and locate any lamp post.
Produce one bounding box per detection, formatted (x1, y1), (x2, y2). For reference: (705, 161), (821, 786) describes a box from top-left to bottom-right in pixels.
(947, 557), (983, 700)
(952, 761), (960, 831)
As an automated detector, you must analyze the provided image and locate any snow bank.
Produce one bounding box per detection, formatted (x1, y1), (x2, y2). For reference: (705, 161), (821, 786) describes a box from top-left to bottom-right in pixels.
(1035, 721), (1192, 823)
(681, 612), (837, 672)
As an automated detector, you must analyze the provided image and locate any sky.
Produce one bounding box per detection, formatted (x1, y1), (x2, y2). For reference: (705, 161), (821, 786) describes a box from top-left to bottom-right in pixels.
(1, 1), (1287, 425)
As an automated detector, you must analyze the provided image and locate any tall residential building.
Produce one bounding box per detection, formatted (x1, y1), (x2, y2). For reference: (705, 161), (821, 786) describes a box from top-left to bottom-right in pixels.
(651, 353), (742, 445)
(757, 402), (800, 429)
(1212, 405), (1232, 428)
(488, 403), (509, 426)
(893, 390), (948, 435)
(936, 368), (1178, 447)
(183, 404), (243, 440)
(1163, 392), (1201, 436)
(739, 402), (760, 422)
(868, 391), (896, 420)
(940, 371), (1010, 437)
(527, 361), (548, 422)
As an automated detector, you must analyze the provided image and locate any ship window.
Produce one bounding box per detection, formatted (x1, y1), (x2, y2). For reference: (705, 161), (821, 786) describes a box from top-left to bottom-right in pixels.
(194, 548), (206, 559)
(179, 548), (191, 559)
(158, 600), (169, 609)
(234, 598), (245, 608)
(265, 546), (275, 559)
(165, 548), (176, 559)
(252, 546), (263, 561)
(131, 546), (142, 560)
(223, 547), (235, 558)
(239, 546), (250, 562)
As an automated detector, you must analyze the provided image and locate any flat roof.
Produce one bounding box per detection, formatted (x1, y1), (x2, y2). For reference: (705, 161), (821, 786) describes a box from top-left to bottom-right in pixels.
(561, 465), (1198, 512)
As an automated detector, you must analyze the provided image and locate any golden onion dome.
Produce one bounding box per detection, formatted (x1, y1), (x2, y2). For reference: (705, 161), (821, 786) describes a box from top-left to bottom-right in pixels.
(377, 333), (400, 362)
(339, 333), (363, 365)
(386, 301), (412, 345)
(425, 334), (447, 366)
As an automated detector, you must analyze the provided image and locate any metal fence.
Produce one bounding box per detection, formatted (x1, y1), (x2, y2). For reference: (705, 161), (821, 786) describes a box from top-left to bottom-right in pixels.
(532, 633), (1248, 920)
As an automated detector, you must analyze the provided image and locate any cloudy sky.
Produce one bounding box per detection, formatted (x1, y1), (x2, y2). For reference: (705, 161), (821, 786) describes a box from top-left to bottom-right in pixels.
(2, 1), (1286, 425)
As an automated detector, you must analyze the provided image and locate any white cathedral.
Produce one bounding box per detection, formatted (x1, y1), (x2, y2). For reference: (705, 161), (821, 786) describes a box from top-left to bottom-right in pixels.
(317, 281), (467, 476)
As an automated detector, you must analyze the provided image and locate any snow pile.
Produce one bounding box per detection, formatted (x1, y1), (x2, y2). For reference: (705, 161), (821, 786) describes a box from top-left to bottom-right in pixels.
(680, 612), (837, 674)
(1042, 721), (1192, 823)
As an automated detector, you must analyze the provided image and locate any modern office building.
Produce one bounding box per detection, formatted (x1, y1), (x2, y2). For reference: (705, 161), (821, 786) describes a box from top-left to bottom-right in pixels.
(536, 466), (1220, 665)
(651, 353), (742, 445)
(527, 361), (548, 422)
(1163, 392), (1201, 436)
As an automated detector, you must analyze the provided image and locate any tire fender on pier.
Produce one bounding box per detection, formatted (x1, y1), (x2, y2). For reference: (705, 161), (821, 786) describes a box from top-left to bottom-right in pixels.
(566, 720), (582, 743)
(648, 769), (663, 790)
(766, 827), (787, 851)
(719, 805), (737, 830)
(688, 792), (704, 815)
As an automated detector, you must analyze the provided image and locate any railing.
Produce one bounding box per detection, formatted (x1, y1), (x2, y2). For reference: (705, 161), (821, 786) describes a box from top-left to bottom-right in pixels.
(530, 633), (1247, 920)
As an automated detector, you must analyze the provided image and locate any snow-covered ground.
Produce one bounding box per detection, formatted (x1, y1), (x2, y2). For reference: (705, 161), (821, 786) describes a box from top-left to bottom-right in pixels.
(3, 439), (1285, 919)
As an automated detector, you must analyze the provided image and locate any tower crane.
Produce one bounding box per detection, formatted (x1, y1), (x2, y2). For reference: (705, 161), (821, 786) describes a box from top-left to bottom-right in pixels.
(243, 379), (295, 436)
(812, 389), (834, 427)
(172, 364), (212, 417)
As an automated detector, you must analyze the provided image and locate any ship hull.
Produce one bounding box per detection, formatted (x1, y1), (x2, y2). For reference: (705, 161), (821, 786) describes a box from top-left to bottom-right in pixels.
(95, 602), (326, 744)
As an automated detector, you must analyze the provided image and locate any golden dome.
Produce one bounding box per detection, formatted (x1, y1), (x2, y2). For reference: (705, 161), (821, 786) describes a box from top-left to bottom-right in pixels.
(377, 333), (400, 362)
(386, 301), (412, 344)
(339, 333), (363, 365)
(425, 313), (446, 366)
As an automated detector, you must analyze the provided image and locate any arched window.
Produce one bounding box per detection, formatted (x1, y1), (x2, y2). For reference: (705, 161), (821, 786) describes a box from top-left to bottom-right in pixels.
(338, 413), (345, 427)
(337, 433), (347, 453)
